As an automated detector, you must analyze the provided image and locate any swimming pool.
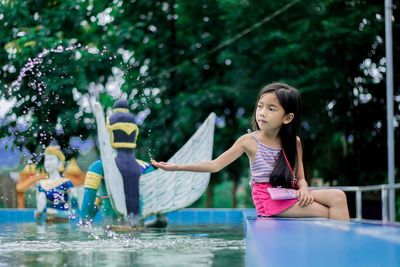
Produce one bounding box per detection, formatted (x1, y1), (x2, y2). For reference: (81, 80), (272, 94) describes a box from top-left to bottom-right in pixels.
(0, 209), (246, 267)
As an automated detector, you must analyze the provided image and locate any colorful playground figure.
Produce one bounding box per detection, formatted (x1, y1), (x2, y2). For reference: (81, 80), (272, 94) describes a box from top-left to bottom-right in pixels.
(83, 96), (216, 229)
(81, 99), (155, 227)
(34, 146), (75, 223)
(80, 157), (154, 225)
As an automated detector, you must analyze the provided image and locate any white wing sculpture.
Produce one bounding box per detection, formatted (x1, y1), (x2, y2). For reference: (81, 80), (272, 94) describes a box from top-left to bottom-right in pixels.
(140, 113), (216, 218)
(92, 97), (216, 219)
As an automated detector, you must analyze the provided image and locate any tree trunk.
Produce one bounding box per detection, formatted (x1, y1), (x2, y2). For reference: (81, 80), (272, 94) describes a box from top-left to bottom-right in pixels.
(206, 176), (215, 208)
(230, 171), (239, 208)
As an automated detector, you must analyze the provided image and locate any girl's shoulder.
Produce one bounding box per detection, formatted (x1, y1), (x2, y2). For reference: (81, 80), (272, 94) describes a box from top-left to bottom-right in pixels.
(236, 132), (259, 147)
(245, 130), (269, 142)
(235, 132), (259, 155)
(237, 131), (255, 140)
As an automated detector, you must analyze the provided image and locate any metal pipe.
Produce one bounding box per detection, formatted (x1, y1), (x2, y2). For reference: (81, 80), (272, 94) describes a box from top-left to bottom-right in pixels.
(381, 186), (388, 223)
(385, 0), (395, 222)
(310, 183), (400, 221)
(311, 184), (400, 191)
(356, 190), (362, 220)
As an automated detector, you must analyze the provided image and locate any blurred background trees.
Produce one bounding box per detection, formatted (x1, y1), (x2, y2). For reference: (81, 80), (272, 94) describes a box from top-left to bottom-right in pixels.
(0, 0), (399, 211)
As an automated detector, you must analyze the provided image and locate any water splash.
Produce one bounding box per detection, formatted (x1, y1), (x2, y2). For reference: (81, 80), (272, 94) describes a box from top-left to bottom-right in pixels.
(2, 43), (159, 165)
(7, 44), (82, 97)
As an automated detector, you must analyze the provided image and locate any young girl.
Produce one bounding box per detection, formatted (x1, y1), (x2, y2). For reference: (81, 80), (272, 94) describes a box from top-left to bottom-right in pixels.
(152, 83), (350, 221)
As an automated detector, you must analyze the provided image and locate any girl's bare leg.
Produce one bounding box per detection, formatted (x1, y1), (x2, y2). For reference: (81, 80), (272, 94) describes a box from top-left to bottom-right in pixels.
(310, 189), (350, 221)
(277, 201), (330, 219)
(276, 189), (350, 221)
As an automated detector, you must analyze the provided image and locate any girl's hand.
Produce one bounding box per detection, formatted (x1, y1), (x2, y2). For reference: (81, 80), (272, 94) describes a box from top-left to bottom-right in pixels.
(151, 160), (179, 171)
(297, 188), (314, 207)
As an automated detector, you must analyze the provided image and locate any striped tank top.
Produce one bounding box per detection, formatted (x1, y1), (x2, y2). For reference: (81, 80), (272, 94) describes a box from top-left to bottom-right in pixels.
(250, 134), (281, 183)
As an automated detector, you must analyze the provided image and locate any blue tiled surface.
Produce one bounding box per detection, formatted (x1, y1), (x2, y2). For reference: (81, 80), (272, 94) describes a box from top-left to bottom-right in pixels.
(165, 208), (247, 224)
(0, 208), (249, 225)
(243, 210), (400, 267)
(0, 209), (36, 223)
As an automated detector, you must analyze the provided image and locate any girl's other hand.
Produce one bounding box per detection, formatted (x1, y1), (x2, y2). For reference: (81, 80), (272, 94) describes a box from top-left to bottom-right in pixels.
(296, 188), (314, 207)
(151, 159), (178, 171)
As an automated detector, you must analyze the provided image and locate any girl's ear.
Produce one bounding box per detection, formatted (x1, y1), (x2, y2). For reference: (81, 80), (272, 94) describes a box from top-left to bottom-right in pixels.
(283, 113), (294, 124)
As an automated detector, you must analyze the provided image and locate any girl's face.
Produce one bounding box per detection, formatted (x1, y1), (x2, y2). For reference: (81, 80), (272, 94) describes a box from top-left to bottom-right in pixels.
(44, 154), (60, 173)
(256, 93), (292, 131)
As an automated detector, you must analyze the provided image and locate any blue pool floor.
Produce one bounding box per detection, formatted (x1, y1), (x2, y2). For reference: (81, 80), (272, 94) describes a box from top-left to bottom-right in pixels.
(1, 209), (400, 267)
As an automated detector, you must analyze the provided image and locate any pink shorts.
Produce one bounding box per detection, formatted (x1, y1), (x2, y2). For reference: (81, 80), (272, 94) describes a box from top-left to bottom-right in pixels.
(252, 182), (298, 217)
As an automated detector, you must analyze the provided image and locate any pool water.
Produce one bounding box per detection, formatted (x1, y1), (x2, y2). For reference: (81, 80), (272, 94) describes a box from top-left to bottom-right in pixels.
(0, 222), (244, 266)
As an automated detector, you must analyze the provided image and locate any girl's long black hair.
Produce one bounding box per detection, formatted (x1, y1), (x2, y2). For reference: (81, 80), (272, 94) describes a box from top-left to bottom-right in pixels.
(251, 83), (301, 188)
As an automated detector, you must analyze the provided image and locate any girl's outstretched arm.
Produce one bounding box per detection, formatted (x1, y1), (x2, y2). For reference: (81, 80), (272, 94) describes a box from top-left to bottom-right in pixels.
(151, 135), (248, 173)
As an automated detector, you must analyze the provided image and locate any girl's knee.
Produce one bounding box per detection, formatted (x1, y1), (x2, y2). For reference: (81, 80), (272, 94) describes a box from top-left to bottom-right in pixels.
(331, 189), (347, 205)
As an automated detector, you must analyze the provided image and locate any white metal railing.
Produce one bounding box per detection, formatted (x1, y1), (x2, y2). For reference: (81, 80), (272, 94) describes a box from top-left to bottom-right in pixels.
(311, 183), (400, 223)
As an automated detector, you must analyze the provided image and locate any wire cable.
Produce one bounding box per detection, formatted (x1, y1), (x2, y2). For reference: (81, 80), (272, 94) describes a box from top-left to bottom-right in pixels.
(141, 0), (301, 84)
